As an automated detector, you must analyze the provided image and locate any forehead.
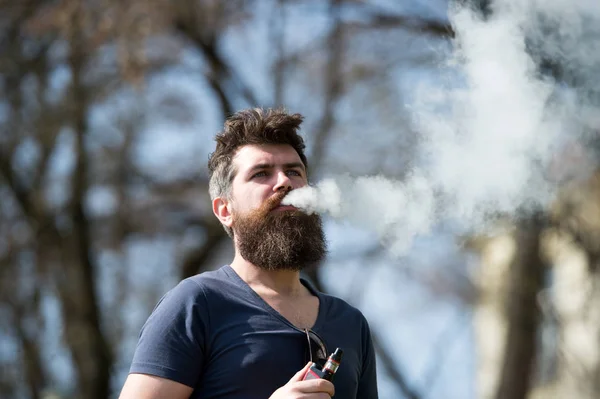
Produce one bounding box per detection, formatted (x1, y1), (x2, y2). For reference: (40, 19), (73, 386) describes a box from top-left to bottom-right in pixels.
(232, 144), (303, 171)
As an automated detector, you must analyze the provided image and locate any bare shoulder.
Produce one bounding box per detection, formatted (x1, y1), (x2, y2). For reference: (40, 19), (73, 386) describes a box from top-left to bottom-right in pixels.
(119, 373), (194, 399)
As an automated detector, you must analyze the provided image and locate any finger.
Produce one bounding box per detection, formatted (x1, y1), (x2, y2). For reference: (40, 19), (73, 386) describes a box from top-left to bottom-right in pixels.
(295, 379), (335, 397)
(289, 362), (313, 382)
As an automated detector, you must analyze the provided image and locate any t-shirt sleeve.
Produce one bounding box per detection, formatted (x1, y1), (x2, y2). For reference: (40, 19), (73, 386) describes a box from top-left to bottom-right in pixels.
(129, 278), (209, 387)
(357, 316), (379, 399)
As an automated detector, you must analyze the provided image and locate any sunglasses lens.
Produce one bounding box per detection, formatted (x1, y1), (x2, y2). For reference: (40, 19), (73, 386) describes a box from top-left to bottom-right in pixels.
(304, 329), (313, 363)
(305, 329), (327, 366)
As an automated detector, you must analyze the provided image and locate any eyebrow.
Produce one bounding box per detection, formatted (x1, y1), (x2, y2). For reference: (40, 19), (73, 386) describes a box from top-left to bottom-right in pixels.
(247, 162), (306, 174)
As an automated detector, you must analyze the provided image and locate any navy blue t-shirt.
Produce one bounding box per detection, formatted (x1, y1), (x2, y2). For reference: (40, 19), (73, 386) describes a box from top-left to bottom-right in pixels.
(129, 265), (378, 398)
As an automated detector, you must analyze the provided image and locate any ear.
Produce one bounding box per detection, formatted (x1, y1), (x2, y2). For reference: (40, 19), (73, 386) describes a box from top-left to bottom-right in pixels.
(213, 197), (233, 229)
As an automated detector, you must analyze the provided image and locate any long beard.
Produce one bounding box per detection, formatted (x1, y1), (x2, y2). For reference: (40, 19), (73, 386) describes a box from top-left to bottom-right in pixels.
(233, 191), (327, 271)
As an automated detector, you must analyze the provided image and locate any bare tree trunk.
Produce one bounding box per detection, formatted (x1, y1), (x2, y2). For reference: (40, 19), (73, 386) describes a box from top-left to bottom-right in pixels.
(495, 214), (545, 399)
(4, 260), (47, 399)
(16, 320), (45, 399)
(472, 215), (546, 399)
(529, 171), (600, 399)
(472, 216), (546, 399)
(540, 233), (600, 399)
(56, 3), (113, 398)
(472, 231), (514, 399)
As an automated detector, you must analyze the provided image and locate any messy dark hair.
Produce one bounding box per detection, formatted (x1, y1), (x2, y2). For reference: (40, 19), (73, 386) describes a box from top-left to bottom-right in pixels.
(208, 107), (308, 237)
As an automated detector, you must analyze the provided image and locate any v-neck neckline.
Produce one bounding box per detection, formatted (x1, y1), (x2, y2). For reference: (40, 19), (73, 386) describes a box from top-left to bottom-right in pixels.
(223, 264), (326, 332)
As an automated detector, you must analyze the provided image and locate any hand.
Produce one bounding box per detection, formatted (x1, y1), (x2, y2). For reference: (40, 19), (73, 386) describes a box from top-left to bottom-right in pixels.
(269, 362), (335, 399)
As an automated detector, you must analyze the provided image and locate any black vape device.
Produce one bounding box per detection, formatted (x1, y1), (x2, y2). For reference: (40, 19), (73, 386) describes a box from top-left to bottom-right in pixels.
(303, 348), (343, 382)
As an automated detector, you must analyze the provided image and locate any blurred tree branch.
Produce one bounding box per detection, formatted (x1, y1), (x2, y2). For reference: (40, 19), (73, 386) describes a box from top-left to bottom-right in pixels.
(180, 219), (228, 279)
(172, 2), (259, 114)
(3, 2), (565, 398)
(309, 0), (345, 173)
(372, 335), (422, 399)
(420, 310), (471, 398)
(12, 285), (46, 399)
(270, 0), (286, 106)
(0, 152), (37, 221)
(342, 3), (454, 37)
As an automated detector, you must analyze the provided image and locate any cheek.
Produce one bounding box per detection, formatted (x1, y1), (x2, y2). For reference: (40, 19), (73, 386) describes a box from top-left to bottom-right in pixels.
(231, 192), (262, 214)
(294, 179), (308, 189)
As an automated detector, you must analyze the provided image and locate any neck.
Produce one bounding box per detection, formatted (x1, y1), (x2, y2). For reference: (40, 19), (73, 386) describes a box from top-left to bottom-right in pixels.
(230, 253), (307, 297)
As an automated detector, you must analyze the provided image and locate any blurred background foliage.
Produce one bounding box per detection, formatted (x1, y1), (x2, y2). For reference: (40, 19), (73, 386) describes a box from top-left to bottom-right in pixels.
(1, 1), (599, 398)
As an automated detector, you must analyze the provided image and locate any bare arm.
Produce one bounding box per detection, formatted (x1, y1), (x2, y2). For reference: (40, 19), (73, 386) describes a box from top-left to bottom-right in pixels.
(119, 373), (194, 399)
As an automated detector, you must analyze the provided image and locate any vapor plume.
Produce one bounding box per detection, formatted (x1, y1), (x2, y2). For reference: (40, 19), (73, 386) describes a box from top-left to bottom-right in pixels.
(282, 0), (600, 256)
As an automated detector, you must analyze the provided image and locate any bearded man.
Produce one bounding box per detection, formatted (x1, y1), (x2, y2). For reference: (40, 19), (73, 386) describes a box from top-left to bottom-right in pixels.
(120, 108), (379, 399)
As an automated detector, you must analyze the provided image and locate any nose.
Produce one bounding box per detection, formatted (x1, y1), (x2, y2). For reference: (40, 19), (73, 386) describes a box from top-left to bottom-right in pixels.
(273, 171), (292, 193)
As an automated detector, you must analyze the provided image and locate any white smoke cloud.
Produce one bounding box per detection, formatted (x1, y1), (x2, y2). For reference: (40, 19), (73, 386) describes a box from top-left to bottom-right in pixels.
(285, 174), (436, 255)
(283, 0), (600, 256)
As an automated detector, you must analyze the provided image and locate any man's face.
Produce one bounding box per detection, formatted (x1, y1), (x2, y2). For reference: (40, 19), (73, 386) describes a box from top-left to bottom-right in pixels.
(230, 143), (308, 214)
(226, 144), (327, 271)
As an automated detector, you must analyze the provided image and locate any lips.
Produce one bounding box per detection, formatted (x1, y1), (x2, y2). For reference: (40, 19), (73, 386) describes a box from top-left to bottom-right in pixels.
(273, 204), (297, 212)
(267, 189), (293, 211)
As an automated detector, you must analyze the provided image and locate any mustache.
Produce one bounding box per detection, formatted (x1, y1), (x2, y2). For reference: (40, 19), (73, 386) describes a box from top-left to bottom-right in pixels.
(262, 188), (293, 212)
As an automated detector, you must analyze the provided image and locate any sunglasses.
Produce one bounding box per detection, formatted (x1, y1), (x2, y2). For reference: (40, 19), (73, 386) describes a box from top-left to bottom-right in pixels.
(304, 328), (328, 367)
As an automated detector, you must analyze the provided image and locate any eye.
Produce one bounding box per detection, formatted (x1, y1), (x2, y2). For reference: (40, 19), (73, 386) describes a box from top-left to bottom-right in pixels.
(286, 170), (302, 177)
(251, 171), (268, 179)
